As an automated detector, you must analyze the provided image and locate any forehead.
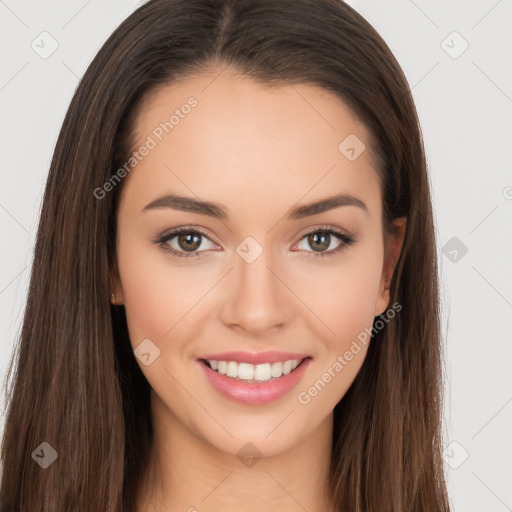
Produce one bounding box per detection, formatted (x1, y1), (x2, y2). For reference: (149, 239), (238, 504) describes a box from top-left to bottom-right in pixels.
(122, 69), (381, 220)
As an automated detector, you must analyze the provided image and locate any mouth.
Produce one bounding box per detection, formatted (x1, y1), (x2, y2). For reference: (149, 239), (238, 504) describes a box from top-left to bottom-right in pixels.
(199, 357), (311, 383)
(197, 356), (313, 405)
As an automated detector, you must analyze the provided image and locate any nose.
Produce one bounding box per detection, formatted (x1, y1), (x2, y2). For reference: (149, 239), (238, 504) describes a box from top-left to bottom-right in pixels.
(219, 247), (292, 336)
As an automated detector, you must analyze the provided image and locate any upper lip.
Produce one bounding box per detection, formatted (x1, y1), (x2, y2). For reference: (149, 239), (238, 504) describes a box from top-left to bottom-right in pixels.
(198, 351), (311, 365)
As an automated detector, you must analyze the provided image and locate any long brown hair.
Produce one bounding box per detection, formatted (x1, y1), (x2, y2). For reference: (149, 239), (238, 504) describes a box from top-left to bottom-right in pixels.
(0, 0), (450, 510)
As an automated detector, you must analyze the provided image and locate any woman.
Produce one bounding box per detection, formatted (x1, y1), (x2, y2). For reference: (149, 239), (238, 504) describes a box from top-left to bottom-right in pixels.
(0, 0), (451, 510)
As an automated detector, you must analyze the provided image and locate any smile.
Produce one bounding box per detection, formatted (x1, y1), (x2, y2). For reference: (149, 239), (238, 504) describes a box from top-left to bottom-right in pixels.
(202, 358), (306, 382)
(197, 356), (312, 405)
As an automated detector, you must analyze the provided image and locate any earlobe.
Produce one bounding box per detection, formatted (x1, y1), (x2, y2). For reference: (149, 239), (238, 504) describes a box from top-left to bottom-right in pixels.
(374, 287), (391, 318)
(374, 217), (407, 317)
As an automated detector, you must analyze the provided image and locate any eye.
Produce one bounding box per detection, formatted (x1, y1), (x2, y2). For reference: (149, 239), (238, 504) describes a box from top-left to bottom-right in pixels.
(154, 225), (355, 260)
(154, 227), (219, 259)
(292, 227), (355, 258)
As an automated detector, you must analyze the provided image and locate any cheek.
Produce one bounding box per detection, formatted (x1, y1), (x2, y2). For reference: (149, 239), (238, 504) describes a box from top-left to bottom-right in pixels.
(117, 231), (185, 348)
(291, 256), (382, 413)
(289, 244), (384, 347)
(116, 237), (205, 406)
(117, 231), (223, 361)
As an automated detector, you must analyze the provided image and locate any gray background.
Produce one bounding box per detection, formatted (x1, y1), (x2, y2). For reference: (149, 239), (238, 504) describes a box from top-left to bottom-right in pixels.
(1, 0), (511, 510)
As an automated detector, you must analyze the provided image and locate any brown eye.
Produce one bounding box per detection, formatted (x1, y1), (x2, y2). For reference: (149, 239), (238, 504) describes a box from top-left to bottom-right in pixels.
(155, 228), (218, 259)
(177, 232), (202, 252)
(294, 228), (355, 258)
(307, 232), (331, 252)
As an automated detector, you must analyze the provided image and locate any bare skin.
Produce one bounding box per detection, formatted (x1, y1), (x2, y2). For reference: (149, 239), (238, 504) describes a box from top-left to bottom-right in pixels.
(111, 65), (406, 512)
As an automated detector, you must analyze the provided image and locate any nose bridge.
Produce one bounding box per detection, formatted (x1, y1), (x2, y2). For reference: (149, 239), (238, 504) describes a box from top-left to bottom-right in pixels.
(220, 239), (290, 334)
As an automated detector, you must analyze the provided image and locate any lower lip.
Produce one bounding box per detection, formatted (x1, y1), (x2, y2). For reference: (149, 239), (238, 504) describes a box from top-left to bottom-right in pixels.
(197, 358), (312, 405)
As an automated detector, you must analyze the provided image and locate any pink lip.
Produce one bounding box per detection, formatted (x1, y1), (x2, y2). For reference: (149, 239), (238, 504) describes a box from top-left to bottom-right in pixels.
(197, 357), (312, 405)
(197, 351), (310, 365)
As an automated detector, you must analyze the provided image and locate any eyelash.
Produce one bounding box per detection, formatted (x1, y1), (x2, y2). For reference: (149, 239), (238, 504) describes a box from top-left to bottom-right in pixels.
(153, 226), (355, 260)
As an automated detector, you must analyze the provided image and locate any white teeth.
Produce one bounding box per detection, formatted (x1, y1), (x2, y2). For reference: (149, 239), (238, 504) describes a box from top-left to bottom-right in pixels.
(217, 361), (227, 375)
(205, 358), (303, 381)
(254, 363), (272, 382)
(238, 363), (254, 380)
(226, 361), (238, 378)
(271, 362), (283, 378)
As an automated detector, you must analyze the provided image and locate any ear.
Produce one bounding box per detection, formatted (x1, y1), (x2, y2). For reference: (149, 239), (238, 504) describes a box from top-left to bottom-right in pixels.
(374, 216), (407, 317)
(110, 258), (125, 305)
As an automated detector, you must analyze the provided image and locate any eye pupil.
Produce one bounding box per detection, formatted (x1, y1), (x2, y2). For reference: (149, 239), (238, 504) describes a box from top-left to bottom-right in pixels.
(178, 233), (201, 252)
(308, 232), (330, 252)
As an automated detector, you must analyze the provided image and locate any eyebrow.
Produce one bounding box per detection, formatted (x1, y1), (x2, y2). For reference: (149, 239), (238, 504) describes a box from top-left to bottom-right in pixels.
(141, 193), (368, 220)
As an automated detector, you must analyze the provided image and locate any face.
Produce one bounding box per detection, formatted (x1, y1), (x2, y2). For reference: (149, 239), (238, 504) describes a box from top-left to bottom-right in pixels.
(112, 67), (405, 458)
